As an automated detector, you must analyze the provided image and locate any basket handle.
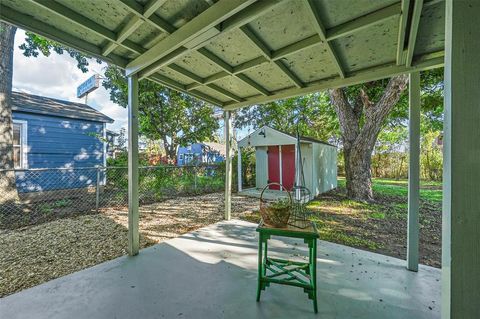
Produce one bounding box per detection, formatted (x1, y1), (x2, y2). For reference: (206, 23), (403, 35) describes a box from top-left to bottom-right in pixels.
(260, 183), (292, 204)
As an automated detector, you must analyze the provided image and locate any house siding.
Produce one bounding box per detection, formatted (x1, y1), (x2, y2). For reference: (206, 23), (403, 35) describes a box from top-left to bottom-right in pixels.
(12, 111), (105, 192)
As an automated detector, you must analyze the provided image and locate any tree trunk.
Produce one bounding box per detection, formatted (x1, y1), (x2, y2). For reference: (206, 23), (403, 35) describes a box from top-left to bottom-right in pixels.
(0, 22), (18, 205)
(329, 75), (409, 201)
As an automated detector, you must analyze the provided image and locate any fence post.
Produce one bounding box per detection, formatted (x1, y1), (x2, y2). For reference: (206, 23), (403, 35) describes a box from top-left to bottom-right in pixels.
(194, 166), (197, 192)
(96, 167), (100, 212)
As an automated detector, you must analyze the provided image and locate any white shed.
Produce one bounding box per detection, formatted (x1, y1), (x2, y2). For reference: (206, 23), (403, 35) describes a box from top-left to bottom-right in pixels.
(237, 126), (337, 198)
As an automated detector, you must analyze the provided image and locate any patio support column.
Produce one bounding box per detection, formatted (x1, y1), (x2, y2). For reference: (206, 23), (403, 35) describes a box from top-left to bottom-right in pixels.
(224, 110), (232, 220)
(127, 74), (139, 256)
(443, 0), (480, 317)
(407, 71), (420, 272)
(237, 146), (242, 193)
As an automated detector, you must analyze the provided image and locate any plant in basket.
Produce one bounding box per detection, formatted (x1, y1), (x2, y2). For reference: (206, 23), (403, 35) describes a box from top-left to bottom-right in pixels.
(260, 198), (292, 228)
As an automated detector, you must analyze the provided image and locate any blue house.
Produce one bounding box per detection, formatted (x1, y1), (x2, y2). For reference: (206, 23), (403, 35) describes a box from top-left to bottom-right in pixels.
(11, 92), (113, 193)
(177, 142), (225, 166)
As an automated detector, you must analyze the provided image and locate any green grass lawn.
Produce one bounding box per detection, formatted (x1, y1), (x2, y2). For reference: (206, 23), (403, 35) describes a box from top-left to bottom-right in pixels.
(306, 177), (442, 267)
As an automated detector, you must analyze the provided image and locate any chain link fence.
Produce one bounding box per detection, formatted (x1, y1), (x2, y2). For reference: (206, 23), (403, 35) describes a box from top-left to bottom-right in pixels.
(0, 165), (225, 230)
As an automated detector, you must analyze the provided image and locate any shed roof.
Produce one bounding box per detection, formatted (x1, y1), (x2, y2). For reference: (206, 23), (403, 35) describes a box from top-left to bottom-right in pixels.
(238, 125), (334, 148)
(11, 91), (114, 123)
(0, 0), (445, 110)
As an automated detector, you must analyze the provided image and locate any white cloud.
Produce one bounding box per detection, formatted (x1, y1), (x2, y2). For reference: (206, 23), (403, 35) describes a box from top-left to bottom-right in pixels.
(12, 29), (127, 132)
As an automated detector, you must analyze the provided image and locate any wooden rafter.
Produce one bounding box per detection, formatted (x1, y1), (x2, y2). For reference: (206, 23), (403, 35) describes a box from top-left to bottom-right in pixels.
(396, 0), (411, 65)
(126, 0), (256, 77)
(405, 0), (424, 67)
(304, 0), (345, 78)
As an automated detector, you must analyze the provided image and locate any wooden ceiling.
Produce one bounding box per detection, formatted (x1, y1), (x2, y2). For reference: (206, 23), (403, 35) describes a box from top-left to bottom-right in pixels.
(0, 0), (445, 109)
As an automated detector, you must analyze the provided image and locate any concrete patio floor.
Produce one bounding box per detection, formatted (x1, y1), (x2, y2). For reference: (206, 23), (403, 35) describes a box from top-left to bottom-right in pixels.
(0, 220), (440, 319)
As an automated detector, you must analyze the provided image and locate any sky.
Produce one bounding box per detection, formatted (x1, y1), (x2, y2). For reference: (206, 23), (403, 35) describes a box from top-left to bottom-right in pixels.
(12, 29), (128, 133)
(12, 28), (252, 141)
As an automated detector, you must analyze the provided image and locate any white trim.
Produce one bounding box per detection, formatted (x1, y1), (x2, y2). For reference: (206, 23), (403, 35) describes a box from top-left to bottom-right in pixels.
(279, 145), (283, 186)
(13, 119), (28, 169)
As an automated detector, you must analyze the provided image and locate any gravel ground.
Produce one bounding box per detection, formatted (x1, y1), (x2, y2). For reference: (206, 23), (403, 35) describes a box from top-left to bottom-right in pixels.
(0, 193), (258, 297)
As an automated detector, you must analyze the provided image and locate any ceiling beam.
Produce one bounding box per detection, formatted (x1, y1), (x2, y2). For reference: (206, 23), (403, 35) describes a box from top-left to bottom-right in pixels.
(29, 0), (144, 56)
(405, 0), (424, 67)
(0, 4), (128, 67)
(223, 52), (443, 110)
(304, 0), (345, 78)
(396, 0), (411, 65)
(103, 0), (170, 56)
(326, 2), (402, 41)
(126, 0), (255, 77)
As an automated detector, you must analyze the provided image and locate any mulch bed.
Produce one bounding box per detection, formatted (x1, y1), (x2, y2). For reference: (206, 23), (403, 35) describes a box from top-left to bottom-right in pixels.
(0, 193), (258, 298)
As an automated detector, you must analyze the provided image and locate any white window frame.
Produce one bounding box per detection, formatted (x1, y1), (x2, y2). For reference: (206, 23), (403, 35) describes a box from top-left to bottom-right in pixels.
(12, 119), (28, 169)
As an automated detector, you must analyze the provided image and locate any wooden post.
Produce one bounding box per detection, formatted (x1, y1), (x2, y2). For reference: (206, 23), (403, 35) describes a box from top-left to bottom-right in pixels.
(279, 145), (283, 187)
(237, 145), (242, 192)
(127, 74), (139, 256)
(443, 1), (480, 317)
(224, 110), (232, 220)
(407, 71), (420, 272)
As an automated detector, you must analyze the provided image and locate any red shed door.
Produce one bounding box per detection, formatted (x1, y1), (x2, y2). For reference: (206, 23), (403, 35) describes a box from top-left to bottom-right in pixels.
(281, 145), (295, 190)
(267, 146), (280, 190)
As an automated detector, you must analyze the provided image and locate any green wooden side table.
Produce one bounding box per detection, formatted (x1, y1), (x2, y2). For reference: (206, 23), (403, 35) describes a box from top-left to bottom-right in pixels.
(256, 220), (319, 313)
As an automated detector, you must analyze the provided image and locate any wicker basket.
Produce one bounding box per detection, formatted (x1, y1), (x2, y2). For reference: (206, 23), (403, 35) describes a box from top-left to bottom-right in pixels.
(259, 183), (292, 228)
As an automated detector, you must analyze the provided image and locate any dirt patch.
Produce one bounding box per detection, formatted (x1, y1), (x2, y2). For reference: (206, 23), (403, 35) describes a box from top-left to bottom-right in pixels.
(0, 193), (258, 297)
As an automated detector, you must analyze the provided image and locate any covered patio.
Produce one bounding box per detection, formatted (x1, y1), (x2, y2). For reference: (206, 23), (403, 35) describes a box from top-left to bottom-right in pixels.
(0, 220), (441, 319)
(1, 0), (478, 318)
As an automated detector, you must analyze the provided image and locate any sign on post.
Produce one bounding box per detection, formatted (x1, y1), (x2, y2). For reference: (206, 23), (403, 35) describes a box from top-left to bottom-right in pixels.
(77, 74), (100, 98)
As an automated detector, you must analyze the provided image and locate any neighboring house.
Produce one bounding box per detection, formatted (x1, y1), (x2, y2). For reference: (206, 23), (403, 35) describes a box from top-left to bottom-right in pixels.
(237, 126), (337, 198)
(177, 142), (225, 166)
(11, 92), (113, 192)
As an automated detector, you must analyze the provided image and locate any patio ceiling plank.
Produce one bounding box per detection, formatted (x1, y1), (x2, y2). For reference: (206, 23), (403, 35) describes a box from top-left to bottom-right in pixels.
(239, 25), (304, 88)
(405, 0), (424, 67)
(126, 0), (256, 77)
(304, 0), (345, 78)
(29, 0), (144, 56)
(0, 4), (128, 67)
(396, 0), (411, 65)
(118, 0), (176, 34)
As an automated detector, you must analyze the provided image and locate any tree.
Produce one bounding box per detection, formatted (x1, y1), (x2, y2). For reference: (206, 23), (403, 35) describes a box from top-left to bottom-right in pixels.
(102, 65), (219, 161)
(0, 22), (18, 204)
(329, 75), (409, 201)
(235, 92), (340, 143)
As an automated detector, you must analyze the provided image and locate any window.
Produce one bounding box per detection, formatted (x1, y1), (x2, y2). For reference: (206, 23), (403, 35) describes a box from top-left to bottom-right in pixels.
(12, 120), (28, 169)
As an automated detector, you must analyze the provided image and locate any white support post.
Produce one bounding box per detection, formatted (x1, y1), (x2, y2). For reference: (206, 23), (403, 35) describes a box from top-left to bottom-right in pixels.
(407, 71), (420, 272)
(237, 146), (242, 193)
(224, 110), (232, 220)
(127, 74), (139, 256)
(442, 1), (480, 317)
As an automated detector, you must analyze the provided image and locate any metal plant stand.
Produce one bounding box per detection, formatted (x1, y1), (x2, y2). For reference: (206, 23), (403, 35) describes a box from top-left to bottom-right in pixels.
(256, 220), (319, 313)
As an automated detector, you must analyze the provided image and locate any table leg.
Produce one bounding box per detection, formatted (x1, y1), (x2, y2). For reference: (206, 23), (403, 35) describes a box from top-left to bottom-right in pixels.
(256, 233), (263, 302)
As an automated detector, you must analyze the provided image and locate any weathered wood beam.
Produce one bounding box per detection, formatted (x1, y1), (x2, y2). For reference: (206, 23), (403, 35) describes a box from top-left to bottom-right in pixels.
(236, 74), (271, 96)
(326, 2), (402, 41)
(126, 0), (255, 77)
(396, 0), (411, 65)
(405, 0), (424, 67)
(223, 52), (443, 110)
(0, 4), (128, 67)
(207, 84), (244, 102)
(29, 0), (144, 55)
(102, 16), (144, 56)
(304, 0), (345, 78)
